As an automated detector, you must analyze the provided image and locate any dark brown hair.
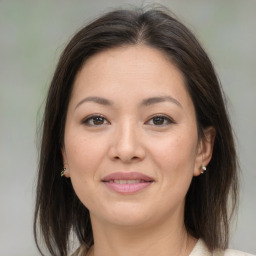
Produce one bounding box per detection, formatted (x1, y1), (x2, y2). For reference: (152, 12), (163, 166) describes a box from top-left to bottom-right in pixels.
(34, 6), (238, 256)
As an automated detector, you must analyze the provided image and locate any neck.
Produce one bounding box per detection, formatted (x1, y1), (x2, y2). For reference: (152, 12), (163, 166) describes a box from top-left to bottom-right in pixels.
(87, 215), (197, 256)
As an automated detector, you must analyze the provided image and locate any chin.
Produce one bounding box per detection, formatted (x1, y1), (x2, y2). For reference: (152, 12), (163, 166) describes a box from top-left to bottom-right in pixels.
(89, 201), (156, 227)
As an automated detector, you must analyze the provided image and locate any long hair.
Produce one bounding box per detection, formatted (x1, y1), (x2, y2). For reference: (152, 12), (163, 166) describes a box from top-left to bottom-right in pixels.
(34, 6), (238, 256)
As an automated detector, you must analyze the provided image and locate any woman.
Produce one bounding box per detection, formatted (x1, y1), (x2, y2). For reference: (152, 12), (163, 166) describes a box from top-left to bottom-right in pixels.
(34, 6), (253, 256)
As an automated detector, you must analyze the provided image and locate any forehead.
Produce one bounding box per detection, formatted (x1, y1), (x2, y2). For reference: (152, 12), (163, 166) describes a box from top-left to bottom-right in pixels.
(70, 45), (192, 108)
(76, 45), (180, 81)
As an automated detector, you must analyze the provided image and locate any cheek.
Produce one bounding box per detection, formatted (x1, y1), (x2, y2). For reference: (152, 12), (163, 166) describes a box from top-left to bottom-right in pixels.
(149, 129), (198, 191)
(66, 133), (103, 173)
(141, 132), (198, 216)
(64, 135), (103, 207)
(153, 134), (196, 167)
(64, 135), (101, 200)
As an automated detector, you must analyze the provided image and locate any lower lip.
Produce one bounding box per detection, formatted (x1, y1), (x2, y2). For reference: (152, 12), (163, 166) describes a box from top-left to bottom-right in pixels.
(103, 182), (152, 194)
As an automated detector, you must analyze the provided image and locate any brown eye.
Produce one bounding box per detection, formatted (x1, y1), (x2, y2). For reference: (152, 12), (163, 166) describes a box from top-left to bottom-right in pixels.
(92, 116), (105, 125)
(146, 115), (174, 126)
(152, 116), (165, 125)
(82, 115), (109, 126)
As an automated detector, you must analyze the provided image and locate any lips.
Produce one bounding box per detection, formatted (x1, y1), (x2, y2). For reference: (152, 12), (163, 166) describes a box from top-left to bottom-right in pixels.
(102, 172), (154, 194)
(102, 172), (154, 182)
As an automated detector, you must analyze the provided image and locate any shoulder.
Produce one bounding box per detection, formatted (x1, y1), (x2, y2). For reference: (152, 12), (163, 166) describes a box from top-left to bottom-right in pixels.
(71, 248), (80, 256)
(190, 239), (255, 256)
(71, 246), (86, 256)
(223, 249), (255, 256)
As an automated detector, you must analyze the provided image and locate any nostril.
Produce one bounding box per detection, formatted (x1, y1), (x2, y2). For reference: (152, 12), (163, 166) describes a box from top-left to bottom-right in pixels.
(113, 155), (140, 162)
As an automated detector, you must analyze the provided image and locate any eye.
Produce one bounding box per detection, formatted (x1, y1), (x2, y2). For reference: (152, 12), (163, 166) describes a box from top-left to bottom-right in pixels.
(82, 114), (110, 126)
(146, 115), (174, 126)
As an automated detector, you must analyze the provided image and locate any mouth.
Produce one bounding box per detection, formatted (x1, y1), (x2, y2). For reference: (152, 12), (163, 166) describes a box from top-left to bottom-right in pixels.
(107, 179), (150, 184)
(102, 172), (154, 194)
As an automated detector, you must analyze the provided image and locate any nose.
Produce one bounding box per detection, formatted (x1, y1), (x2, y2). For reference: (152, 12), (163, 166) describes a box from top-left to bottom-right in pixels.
(108, 121), (146, 163)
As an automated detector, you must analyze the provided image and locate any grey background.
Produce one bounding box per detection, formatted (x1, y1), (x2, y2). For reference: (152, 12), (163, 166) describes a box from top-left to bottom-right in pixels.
(0, 0), (255, 255)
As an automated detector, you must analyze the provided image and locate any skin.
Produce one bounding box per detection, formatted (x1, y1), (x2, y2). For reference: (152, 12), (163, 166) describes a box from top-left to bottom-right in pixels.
(62, 45), (215, 256)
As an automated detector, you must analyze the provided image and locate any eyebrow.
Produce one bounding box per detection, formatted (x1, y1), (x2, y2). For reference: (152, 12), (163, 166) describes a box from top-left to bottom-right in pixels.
(75, 96), (113, 109)
(141, 96), (182, 108)
(75, 95), (182, 109)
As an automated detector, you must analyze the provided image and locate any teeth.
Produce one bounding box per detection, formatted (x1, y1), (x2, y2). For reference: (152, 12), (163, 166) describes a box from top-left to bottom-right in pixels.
(112, 179), (141, 184)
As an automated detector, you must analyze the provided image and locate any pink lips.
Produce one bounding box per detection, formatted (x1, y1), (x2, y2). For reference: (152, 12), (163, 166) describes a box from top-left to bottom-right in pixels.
(102, 172), (154, 194)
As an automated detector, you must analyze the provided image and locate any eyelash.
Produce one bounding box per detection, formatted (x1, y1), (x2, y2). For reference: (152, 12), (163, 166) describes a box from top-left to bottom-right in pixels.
(145, 114), (174, 126)
(82, 114), (110, 126)
(82, 114), (175, 127)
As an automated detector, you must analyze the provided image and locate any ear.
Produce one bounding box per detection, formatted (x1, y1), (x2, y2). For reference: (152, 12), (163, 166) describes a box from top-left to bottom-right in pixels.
(61, 147), (70, 178)
(193, 126), (216, 176)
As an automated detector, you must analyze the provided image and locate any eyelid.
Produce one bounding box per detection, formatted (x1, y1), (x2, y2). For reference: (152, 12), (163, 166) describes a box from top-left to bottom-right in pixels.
(145, 114), (175, 126)
(81, 114), (110, 126)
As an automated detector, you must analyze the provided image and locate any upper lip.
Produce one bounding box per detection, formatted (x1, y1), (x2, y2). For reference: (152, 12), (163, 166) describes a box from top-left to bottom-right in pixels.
(102, 172), (154, 182)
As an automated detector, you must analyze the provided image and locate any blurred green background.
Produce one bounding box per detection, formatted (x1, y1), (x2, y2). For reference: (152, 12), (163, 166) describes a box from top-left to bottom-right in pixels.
(0, 0), (255, 255)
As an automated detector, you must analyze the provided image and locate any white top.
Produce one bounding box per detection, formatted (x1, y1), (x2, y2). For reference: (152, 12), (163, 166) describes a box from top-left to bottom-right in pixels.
(190, 239), (254, 256)
(72, 239), (254, 256)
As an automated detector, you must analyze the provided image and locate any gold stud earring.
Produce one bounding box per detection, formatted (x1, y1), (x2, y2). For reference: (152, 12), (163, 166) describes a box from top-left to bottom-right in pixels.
(201, 165), (207, 174)
(61, 168), (66, 177)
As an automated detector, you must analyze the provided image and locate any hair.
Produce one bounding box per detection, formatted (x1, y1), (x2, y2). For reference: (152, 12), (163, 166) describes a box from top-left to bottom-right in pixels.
(34, 6), (238, 256)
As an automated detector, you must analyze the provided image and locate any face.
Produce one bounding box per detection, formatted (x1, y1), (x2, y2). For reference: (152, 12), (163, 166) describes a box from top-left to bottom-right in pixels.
(62, 45), (212, 228)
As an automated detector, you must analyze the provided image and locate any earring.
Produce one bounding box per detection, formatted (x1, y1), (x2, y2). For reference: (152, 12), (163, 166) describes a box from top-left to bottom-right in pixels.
(201, 165), (207, 174)
(61, 168), (66, 177)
